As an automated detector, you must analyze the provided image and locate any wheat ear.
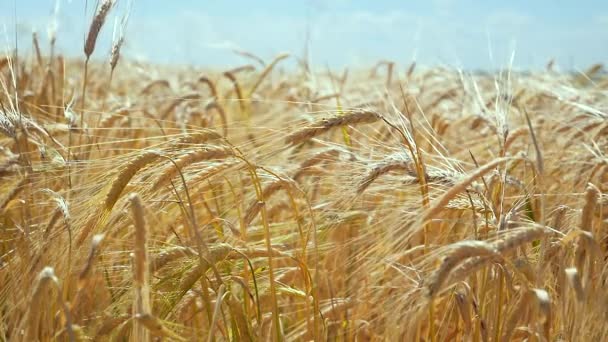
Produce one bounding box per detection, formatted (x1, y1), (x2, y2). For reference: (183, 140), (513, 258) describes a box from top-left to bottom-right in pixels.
(421, 156), (515, 223)
(285, 110), (382, 145)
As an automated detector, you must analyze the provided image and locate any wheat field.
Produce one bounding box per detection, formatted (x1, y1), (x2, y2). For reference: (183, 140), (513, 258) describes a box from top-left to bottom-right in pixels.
(1, 3), (608, 341)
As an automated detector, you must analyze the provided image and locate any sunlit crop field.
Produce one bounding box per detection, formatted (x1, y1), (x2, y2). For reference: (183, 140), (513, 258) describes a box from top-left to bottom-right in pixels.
(1, 2), (608, 341)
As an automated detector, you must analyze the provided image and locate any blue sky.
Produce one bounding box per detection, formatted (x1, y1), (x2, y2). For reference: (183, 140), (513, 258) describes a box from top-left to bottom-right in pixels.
(1, 0), (607, 70)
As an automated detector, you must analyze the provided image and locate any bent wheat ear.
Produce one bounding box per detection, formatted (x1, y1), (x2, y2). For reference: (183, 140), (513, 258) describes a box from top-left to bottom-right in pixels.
(150, 246), (197, 274)
(205, 101), (228, 137)
(358, 157), (415, 194)
(105, 151), (161, 211)
(285, 110), (382, 145)
(443, 227), (547, 293)
(244, 177), (298, 225)
(427, 241), (498, 297)
(161, 93), (201, 119)
(78, 151), (159, 245)
(233, 49), (266, 67)
(223, 71), (246, 114)
(140, 79), (171, 95)
(198, 75), (218, 98)
(153, 146), (233, 188)
(226, 64), (256, 74)
(503, 126), (528, 151)
(492, 226), (546, 253)
(421, 156), (515, 223)
(249, 53), (290, 95)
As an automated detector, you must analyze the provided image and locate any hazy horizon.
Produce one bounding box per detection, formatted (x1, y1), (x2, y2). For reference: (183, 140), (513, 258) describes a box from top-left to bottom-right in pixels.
(1, 0), (607, 71)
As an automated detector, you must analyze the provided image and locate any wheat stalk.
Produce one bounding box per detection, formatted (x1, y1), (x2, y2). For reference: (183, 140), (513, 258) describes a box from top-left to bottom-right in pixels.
(129, 193), (151, 341)
(581, 183), (599, 232)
